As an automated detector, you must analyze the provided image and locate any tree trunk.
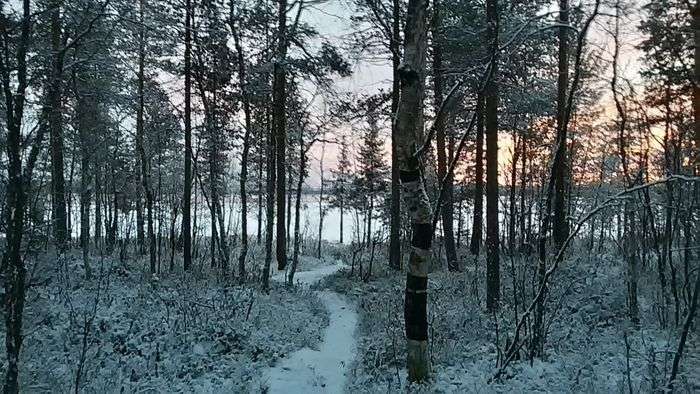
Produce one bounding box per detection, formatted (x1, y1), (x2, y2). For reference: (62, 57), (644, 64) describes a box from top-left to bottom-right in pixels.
(667, 249), (700, 390)
(136, 185), (145, 254)
(2, 2), (32, 390)
(508, 133), (520, 253)
(669, 18), (700, 386)
(519, 136), (527, 248)
(395, 0), (430, 381)
(317, 142), (325, 258)
(611, 6), (638, 326)
(95, 163), (103, 249)
(257, 140), (264, 244)
(287, 170), (293, 241)
(210, 200), (218, 269)
(432, 0), (457, 271)
(339, 198), (344, 244)
(183, 0), (193, 271)
(230, 10), (251, 282)
(693, 3), (699, 175)
(263, 109), (276, 292)
(3, 120), (28, 394)
(76, 82), (93, 278)
(193, 162), (200, 259)
(48, 0), (67, 250)
(66, 150), (75, 245)
(170, 202), (178, 271)
(274, 0), (288, 271)
(552, 0), (570, 248)
(107, 176), (118, 253)
(624, 205), (640, 326)
(215, 197), (231, 273)
(366, 197), (373, 248)
(470, 94), (484, 256)
(288, 132), (306, 286)
(388, 0), (402, 271)
(136, 0), (156, 274)
(485, 0), (500, 312)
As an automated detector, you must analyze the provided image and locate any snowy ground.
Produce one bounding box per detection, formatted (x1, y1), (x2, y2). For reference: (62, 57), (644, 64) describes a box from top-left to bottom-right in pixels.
(2, 240), (698, 393)
(319, 244), (700, 393)
(263, 260), (358, 393)
(1, 252), (331, 393)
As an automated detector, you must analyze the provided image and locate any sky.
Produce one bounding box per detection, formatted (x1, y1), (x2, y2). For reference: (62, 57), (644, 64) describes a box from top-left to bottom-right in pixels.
(297, 0), (650, 188)
(3, 0), (651, 188)
(294, 0), (394, 187)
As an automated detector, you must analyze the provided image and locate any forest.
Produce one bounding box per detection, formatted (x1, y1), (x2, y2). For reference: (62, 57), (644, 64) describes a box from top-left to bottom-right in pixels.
(0, 0), (698, 392)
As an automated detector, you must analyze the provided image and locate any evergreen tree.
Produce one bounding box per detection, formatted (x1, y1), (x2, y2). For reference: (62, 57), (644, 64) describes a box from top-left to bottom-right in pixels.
(356, 112), (389, 247)
(330, 136), (352, 244)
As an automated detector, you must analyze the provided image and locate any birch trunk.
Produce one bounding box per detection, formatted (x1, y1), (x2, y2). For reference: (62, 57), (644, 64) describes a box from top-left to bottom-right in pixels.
(230, 8), (252, 282)
(395, 0), (430, 381)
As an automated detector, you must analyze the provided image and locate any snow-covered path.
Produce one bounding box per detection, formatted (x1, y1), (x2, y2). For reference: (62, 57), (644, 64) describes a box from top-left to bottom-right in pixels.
(265, 262), (358, 393)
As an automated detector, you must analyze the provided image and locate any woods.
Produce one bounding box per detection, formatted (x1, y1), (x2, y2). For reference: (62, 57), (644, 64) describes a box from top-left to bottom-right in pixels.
(0, 0), (698, 392)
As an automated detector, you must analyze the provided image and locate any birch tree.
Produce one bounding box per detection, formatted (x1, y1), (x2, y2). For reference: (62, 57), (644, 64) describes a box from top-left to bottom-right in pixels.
(394, 0), (430, 381)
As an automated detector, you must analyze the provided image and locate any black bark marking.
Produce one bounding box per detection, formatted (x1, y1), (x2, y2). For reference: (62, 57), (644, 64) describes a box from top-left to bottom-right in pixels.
(412, 223), (432, 249)
(405, 274), (428, 340)
(407, 274), (428, 291)
(400, 169), (421, 183)
(398, 64), (420, 85)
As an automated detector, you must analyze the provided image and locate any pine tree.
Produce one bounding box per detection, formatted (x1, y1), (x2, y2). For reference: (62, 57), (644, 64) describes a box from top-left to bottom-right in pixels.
(330, 136), (353, 244)
(357, 113), (389, 248)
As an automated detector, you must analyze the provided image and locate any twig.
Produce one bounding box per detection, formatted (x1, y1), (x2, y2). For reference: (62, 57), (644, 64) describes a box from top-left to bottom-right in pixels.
(491, 175), (700, 383)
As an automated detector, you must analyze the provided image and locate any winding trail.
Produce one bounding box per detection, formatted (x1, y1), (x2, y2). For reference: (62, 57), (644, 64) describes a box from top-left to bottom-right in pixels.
(265, 261), (358, 393)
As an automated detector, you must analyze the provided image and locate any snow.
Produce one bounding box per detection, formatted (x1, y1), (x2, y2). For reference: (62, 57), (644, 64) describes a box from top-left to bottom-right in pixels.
(263, 291), (358, 393)
(3, 240), (698, 393)
(317, 244), (700, 393)
(4, 252), (330, 393)
(273, 259), (348, 286)
(264, 260), (358, 393)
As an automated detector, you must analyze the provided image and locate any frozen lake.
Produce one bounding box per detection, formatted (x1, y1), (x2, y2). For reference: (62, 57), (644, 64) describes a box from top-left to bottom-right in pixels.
(67, 192), (620, 244)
